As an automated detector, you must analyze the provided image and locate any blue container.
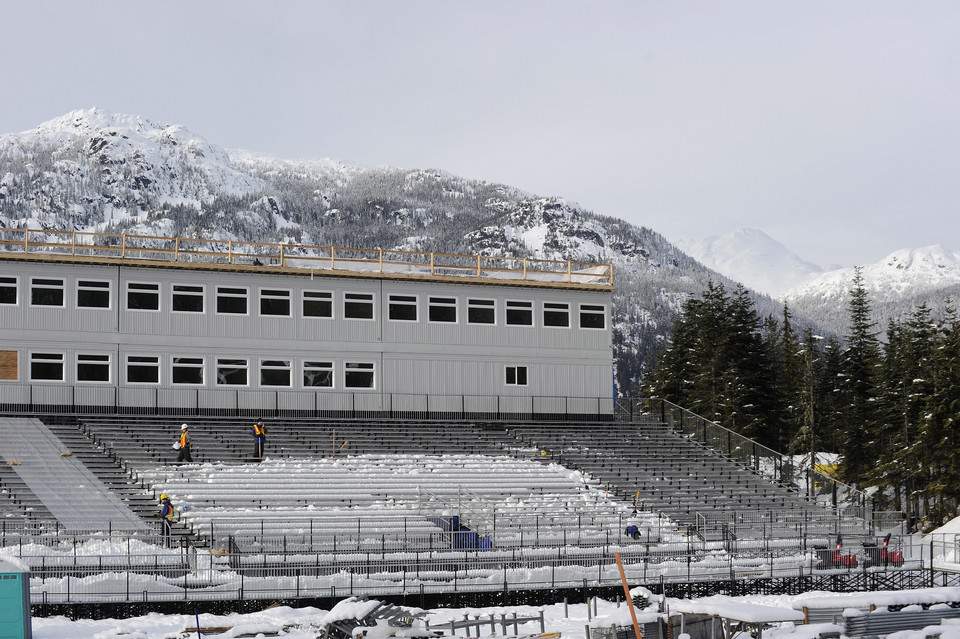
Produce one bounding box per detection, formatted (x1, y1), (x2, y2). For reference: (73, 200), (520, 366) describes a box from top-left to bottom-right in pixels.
(0, 556), (31, 639)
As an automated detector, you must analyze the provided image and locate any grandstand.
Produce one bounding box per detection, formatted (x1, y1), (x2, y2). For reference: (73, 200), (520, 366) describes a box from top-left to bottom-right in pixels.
(0, 398), (913, 608)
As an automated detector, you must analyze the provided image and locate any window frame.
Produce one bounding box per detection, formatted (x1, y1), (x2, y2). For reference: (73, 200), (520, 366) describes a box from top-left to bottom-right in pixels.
(303, 360), (334, 388)
(344, 361), (376, 389)
(216, 286), (249, 315)
(171, 356), (205, 386)
(172, 284), (205, 314)
(302, 290), (334, 319)
(76, 353), (112, 383)
(505, 300), (534, 327)
(29, 352), (65, 382)
(543, 301), (571, 328)
(126, 281), (160, 312)
(428, 296), (458, 324)
(260, 358), (292, 387)
(0, 275), (17, 306)
(259, 288), (292, 317)
(467, 298), (496, 325)
(505, 365), (529, 387)
(388, 294), (419, 322)
(216, 357), (249, 386)
(76, 279), (112, 309)
(125, 354), (160, 385)
(30, 277), (65, 307)
(579, 303), (608, 330)
(343, 292), (375, 320)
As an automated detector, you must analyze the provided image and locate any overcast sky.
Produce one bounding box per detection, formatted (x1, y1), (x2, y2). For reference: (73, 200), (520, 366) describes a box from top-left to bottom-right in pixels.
(2, 1), (958, 268)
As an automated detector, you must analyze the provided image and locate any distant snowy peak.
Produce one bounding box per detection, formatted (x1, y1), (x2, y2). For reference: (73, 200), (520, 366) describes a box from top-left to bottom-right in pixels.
(784, 244), (960, 302)
(676, 228), (823, 298)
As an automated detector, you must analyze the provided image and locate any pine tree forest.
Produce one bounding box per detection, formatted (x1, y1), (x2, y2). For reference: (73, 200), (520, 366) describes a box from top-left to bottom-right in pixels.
(646, 267), (960, 532)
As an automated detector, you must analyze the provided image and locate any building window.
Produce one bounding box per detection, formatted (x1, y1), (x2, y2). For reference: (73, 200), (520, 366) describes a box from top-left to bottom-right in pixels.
(127, 282), (160, 311)
(344, 362), (375, 388)
(0, 276), (16, 305)
(388, 294), (418, 321)
(303, 290), (333, 318)
(260, 359), (291, 386)
(126, 355), (160, 384)
(579, 304), (607, 329)
(543, 302), (570, 328)
(216, 358), (248, 385)
(77, 280), (111, 308)
(30, 352), (65, 381)
(172, 284), (205, 313)
(429, 296), (457, 323)
(31, 278), (64, 307)
(467, 298), (495, 325)
(505, 365), (528, 386)
(260, 289), (291, 317)
(216, 287), (248, 315)
(303, 361), (333, 388)
(344, 292), (374, 319)
(172, 357), (204, 385)
(77, 354), (111, 382)
(506, 300), (533, 326)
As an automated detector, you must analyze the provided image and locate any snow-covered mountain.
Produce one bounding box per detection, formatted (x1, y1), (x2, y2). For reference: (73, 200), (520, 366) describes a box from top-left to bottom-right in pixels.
(676, 227), (960, 336)
(783, 245), (960, 335)
(675, 228), (823, 298)
(3, 108), (787, 392)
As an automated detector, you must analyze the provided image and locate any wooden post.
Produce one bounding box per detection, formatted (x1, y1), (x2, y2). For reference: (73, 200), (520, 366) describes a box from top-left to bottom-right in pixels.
(615, 552), (643, 639)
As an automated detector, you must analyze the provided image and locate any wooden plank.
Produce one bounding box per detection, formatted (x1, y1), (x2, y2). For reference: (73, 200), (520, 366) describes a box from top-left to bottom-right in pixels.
(0, 350), (17, 380)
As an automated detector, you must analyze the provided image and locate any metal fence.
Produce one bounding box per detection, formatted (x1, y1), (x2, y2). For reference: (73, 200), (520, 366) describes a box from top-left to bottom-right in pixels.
(23, 535), (932, 605)
(0, 384), (616, 420)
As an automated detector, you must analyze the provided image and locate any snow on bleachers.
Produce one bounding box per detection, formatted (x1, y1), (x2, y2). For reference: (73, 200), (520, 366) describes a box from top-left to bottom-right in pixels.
(139, 453), (678, 550)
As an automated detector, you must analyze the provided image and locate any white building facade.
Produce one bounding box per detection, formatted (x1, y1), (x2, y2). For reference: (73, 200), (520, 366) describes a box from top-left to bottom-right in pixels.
(0, 231), (615, 418)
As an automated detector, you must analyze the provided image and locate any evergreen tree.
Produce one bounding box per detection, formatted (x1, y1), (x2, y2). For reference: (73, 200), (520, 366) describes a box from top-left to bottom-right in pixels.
(920, 304), (960, 525)
(837, 267), (882, 488)
(815, 335), (847, 453)
(648, 282), (788, 450)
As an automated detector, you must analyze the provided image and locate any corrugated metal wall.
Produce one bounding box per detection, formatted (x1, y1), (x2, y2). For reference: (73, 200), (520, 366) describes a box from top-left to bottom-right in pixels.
(0, 259), (613, 401)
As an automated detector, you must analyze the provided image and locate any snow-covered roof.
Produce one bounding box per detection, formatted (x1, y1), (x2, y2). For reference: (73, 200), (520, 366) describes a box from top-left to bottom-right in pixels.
(0, 227), (615, 290)
(671, 596), (805, 623)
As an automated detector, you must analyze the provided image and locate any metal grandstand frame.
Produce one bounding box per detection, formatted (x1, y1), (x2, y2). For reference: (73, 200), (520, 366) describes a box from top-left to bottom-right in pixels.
(616, 397), (888, 531)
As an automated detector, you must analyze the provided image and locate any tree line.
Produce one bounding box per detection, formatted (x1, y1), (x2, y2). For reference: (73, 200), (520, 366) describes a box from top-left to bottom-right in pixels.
(645, 268), (960, 531)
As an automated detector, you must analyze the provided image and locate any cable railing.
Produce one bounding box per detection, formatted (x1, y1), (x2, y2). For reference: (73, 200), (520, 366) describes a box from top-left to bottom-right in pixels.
(0, 227), (614, 287)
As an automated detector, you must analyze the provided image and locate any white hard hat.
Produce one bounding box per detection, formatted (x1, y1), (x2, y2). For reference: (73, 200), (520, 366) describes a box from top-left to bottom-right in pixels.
(181, 424), (188, 430)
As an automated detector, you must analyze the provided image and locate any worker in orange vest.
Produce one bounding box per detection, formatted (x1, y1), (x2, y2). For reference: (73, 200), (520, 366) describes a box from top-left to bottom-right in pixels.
(251, 419), (266, 461)
(177, 424), (193, 463)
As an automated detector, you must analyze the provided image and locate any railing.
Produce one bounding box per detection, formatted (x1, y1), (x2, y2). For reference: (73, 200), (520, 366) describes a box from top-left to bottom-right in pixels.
(0, 384), (616, 420)
(25, 535), (933, 605)
(617, 398), (872, 521)
(0, 227), (614, 287)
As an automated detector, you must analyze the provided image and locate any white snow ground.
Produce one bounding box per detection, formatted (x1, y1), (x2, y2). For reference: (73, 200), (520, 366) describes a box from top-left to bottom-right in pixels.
(25, 587), (960, 639)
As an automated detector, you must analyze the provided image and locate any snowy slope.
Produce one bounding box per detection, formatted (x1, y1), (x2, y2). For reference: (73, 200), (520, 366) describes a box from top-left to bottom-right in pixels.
(786, 245), (960, 301)
(783, 245), (960, 335)
(676, 228), (823, 298)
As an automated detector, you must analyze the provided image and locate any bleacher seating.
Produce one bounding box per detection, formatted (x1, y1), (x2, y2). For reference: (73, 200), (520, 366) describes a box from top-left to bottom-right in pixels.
(0, 411), (860, 557)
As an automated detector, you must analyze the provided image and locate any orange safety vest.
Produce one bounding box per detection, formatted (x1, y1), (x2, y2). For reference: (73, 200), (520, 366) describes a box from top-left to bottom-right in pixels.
(161, 501), (174, 521)
(253, 423), (265, 437)
(179, 431), (190, 448)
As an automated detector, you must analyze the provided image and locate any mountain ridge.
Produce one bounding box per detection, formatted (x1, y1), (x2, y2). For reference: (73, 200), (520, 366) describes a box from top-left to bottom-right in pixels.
(1, 107), (778, 392)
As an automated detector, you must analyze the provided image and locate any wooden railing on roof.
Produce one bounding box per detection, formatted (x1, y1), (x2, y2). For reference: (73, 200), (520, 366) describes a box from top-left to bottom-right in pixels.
(0, 227), (614, 287)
